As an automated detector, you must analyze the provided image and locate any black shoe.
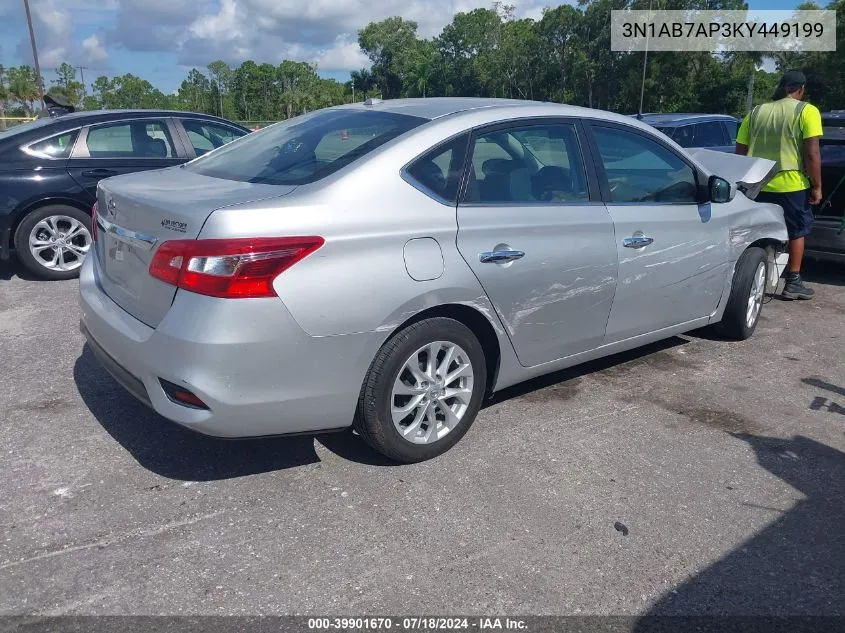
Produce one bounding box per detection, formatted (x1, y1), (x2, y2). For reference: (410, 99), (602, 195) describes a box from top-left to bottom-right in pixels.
(782, 279), (815, 300)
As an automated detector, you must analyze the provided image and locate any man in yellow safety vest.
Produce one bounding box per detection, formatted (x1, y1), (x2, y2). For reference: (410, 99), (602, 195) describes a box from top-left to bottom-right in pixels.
(735, 70), (823, 301)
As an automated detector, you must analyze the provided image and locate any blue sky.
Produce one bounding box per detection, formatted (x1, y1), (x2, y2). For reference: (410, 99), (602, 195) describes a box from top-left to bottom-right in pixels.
(0, 0), (811, 95)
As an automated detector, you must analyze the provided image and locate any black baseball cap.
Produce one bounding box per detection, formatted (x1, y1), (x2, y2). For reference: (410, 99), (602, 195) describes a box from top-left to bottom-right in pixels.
(780, 70), (807, 89)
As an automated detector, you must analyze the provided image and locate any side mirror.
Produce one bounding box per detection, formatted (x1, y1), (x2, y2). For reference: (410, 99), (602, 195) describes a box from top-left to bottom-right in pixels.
(709, 175), (735, 203)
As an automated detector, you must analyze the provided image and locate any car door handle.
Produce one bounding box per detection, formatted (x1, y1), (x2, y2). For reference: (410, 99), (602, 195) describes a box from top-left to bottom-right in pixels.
(81, 169), (118, 178)
(479, 249), (525, 263)
(623, 235), (654, 249)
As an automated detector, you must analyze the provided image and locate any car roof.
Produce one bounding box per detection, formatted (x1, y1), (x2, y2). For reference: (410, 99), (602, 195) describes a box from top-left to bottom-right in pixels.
(53, 109), (247, 126)
(636, 113), (737, 126)
(333, 97), (659, 130)
(335, 97), (544, 120)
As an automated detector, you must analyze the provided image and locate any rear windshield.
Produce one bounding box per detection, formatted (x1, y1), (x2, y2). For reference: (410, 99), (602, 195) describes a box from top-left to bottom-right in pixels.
(185, 109), (428, 185)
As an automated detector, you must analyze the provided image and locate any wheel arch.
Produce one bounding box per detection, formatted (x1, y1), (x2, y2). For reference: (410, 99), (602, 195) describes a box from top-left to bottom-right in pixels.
(747, 237), (788, 293)
(10, 196), (92, 247)
(390, 303), (502, 399)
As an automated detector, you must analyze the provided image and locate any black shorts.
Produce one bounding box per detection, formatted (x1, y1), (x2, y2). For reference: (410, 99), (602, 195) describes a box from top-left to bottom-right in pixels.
(756, 190), (814, 240)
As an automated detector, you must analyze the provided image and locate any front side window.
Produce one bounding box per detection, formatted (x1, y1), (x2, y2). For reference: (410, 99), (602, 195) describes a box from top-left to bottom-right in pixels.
(592, 126), (698, 204)
(27, 130), (79, 158)
(181, 119), (245, 156)
(464, 123), (589, 204)
(405, 134), (469, 204)
(85, 120), (175, 158)
(694, 121), (728, 147)
(185, 110), (427, 185)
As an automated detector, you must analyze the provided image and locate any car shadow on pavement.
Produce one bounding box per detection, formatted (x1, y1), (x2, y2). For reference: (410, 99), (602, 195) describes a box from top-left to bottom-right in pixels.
(487, 337), (689, 405)
(75, 345), (399, 477)
(75, 345), (325, 480)
(802, 259), (845, 288)
(0, 258), (42, 281)
(633, 433), (845, 623)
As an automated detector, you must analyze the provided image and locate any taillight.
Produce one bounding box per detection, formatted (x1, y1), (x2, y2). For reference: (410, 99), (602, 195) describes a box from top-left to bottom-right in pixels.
(91, 201), (98, 242)
(148, 236), (324, 299)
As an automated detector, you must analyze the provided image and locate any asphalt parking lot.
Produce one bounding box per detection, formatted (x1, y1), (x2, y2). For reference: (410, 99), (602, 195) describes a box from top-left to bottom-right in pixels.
(1, 259), (843, 617)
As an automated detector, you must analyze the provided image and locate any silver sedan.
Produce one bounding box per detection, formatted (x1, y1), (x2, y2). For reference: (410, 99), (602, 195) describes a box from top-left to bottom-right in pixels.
(79, 98), (789, 463)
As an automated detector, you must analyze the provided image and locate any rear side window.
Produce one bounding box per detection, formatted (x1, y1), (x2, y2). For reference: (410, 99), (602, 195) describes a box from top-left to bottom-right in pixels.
(185, 110), (427, 185)
(405, 134), (469, 204)
(464, 123), (589, 204)
(27, 130), (79, 158)
(86, 120), (175, 158)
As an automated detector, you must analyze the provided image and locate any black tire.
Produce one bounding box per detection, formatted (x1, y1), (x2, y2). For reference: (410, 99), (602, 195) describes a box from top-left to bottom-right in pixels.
(716, 247), (767, 340)
(14, 204), (92, 280)
(354, 317), (487, 463)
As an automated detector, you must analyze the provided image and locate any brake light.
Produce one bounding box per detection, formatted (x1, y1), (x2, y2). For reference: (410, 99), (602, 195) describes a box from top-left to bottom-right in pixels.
(91, 201), (98, 242)
(148, 236), (324, 299)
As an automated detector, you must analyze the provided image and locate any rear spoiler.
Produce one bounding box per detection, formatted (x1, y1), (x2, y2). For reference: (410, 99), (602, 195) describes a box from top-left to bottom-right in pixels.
(686, 148), (777, 199)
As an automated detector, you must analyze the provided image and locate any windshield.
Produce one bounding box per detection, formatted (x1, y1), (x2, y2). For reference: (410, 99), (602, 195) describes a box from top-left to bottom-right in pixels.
(185, 109), (428, 185)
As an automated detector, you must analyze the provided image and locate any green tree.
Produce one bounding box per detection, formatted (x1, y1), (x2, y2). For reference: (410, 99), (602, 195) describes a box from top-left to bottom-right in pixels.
(207, 60), (233, 118)
(358, 17), (419, 99)
(52, 62), (84, 106)
(436, 8), (502, 96)
(404, 40), (440, 97)
(350, 68), (377, 101)
(82, 95), (100, 111)
(7, 66), (40, 115)
(91, 74), (169, 110)
(277, 60), (319, 118)
(537, 4), (584, 102)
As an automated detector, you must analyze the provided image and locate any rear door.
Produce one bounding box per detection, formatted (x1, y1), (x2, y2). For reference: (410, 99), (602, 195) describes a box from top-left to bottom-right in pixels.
(455, 119), (618, 367)
(586, 122), (728, 343)
(67, 117), (187, 205)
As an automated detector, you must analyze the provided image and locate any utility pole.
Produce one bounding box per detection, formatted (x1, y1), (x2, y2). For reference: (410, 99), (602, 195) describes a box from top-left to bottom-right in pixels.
(76, 65), (88, 99)
(23, 0), (46, 111)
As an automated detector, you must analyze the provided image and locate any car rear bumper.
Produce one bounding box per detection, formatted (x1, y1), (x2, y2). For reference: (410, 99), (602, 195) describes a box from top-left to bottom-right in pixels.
(78, 254), (383, 438)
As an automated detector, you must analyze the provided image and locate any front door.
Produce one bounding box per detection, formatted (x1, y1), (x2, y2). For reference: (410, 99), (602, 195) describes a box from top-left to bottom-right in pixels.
(66, 118), (185, 205)
(588, 123), (729, 343)
(456, 120), (618, 367)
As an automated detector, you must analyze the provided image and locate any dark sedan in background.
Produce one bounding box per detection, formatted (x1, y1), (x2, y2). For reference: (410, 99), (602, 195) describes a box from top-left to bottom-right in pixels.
(636, 113), (739, 153)
(0, 110), (249, 279)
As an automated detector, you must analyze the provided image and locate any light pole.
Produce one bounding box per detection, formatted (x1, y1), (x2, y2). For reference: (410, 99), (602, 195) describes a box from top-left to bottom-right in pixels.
(23, 0), (46, 111)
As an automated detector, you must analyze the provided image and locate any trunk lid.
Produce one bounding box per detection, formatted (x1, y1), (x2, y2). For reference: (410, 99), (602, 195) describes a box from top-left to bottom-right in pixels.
(95, 166), (296, 327)
(686, 148), (777, 199)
